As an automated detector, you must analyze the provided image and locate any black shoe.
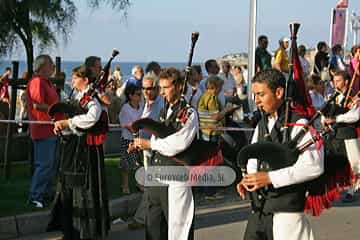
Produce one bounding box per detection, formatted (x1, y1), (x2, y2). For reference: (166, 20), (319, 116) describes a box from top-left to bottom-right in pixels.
(28, 199), (44, 208)
(128, 219), (145, 230)
(342, 193), (355, 203)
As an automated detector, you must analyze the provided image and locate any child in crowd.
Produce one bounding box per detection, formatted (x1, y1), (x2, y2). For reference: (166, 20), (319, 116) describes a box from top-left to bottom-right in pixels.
(197, 75), (236, 200)
(198, 75), (235, 142)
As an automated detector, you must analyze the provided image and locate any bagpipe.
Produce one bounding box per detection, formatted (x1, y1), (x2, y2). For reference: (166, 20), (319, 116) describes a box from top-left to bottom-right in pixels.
(128, 32), (223, 167)
(237, 91), (353, 216)
(48, 49), (120, 118)
(48, 50), (119, 145)
(344, 58), (360, 108)
(237, 23), (312, 175)
(130, 117), (222, 166)
(237, 23), (355, 216)
(237, 90), (340, 177)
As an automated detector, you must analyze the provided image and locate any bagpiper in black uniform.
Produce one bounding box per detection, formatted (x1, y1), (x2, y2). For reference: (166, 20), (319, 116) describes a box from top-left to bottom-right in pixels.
(47, 65), (110, 240)
(131, 68), (197, 240)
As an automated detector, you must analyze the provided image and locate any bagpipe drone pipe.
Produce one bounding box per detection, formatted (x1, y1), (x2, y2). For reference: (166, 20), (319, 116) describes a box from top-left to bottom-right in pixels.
(129, 117), (223, 167)
(128, 32), (223, 168)
(48, 50), (119, 138)
(48, 49), (119, 119)
(236, 91), (356, 215)
(237, 91), (340, 186)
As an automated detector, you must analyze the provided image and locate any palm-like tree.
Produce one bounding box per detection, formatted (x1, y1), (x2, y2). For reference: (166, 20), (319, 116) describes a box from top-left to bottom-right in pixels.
(0, 0), (76, 74)
(0, 0), (130, 74)
(87, 0), (131, 10)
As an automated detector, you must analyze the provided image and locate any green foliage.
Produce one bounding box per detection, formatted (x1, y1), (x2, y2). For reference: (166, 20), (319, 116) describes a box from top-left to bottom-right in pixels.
(0, 0), (130, 73)
(87, 0), (131, 11)
(0, 0), (77, 73)
(0, 158), (131, 217)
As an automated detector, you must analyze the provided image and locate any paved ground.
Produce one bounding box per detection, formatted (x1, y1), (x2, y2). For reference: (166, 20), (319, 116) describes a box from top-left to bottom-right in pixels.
(15, 190), (360, 240)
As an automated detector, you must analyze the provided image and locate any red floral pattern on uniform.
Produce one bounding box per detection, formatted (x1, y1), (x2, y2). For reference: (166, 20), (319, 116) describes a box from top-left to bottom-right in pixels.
(79, 93), (93, 110)
(176, 106), (194, 126)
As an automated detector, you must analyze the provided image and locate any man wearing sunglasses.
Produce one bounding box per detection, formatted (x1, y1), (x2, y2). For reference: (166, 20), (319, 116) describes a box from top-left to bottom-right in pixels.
(133, 68), (197, 240)
(128, 71), (164, 230)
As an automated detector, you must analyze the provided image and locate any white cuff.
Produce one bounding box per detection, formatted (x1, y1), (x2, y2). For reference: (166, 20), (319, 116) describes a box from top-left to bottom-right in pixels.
(268, 170), (282, 188)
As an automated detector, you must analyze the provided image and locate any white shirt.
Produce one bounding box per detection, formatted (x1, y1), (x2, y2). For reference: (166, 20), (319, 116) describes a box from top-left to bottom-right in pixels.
(119, 102), (144, 140)
(309, 90), (324, 110)
(150, 104), (199, 157)
(334, 93), (360, 124)
(141, 95), (164, 119)
(69, 89), (102, 132)
(299, 56), (311, 76)
(140, 96), (164, 139)
(218, 72), (236, 95)
(247, 116), (324, 188)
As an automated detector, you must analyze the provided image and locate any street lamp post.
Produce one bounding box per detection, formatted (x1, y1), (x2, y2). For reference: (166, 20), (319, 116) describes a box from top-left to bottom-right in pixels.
(247, 0), (257, 113)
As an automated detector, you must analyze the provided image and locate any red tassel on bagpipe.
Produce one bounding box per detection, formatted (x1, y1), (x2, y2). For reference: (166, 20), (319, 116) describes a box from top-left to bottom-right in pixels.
(304, 163), (357, 216)
(188, 145), (224, 185)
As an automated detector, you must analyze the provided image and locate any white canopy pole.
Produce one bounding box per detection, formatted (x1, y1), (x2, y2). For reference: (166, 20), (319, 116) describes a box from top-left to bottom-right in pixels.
(330, 8), (334, 47)
(247, 0), (257, 113)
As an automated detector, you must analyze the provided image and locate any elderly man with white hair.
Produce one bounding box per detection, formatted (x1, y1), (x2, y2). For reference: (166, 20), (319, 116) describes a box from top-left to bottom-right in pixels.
(128, 71), (164, 230)
(26, 54), (61, 208)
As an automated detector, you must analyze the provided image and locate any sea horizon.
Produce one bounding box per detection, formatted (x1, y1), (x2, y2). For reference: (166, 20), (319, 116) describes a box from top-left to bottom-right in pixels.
(0, 60), (193, 83)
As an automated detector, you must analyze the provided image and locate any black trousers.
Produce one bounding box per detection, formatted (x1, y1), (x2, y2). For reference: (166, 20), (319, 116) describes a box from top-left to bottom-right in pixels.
(146, 186), (169, 240)
(244, 211), (273, 240)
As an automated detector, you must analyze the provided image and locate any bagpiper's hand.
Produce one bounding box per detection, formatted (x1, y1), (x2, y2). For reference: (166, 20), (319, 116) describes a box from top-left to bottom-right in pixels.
(53, 120), (69, 134)
(127, 141), (137, 153)
(242, 172), (271, 192)
(236, 180), (247, 200)
(323, 117), (335, 126)
(99, 93), (112, 105)
(133, 138), (151, 150)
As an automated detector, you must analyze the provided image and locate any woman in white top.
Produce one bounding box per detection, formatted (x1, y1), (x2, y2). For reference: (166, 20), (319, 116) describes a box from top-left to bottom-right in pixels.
(231, 64), (250, 120)
(307, 74), (325, 110)
(118, 84), (144, 194)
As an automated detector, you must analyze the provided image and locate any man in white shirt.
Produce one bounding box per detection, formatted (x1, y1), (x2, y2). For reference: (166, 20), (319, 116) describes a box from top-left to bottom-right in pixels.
(183, 65), (203, 108)
(322, 70), (360, 203)
(218, 61), (237, 101)
(237, 69), (324, 240)
(298, 45), (311, 77)
(128, 71), (164, 230)
(132, 68), (197, 240)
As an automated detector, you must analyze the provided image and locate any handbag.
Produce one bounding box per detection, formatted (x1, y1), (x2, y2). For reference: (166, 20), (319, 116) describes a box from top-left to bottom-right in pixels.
(314, 64), (331, 82)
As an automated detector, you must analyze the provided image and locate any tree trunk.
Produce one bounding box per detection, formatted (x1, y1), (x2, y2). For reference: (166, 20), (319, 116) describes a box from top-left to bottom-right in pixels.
(23, 7), (33, 76)
(25, 39), (33, 76)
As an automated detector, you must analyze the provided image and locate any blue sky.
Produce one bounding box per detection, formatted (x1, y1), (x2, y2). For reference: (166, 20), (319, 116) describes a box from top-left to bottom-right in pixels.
(10, 0), (360, 62)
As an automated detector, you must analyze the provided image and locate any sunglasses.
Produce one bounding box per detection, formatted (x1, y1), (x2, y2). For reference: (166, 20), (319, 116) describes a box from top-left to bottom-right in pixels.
(142, 86), (156, 91)
(133, 92), (142, 96)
